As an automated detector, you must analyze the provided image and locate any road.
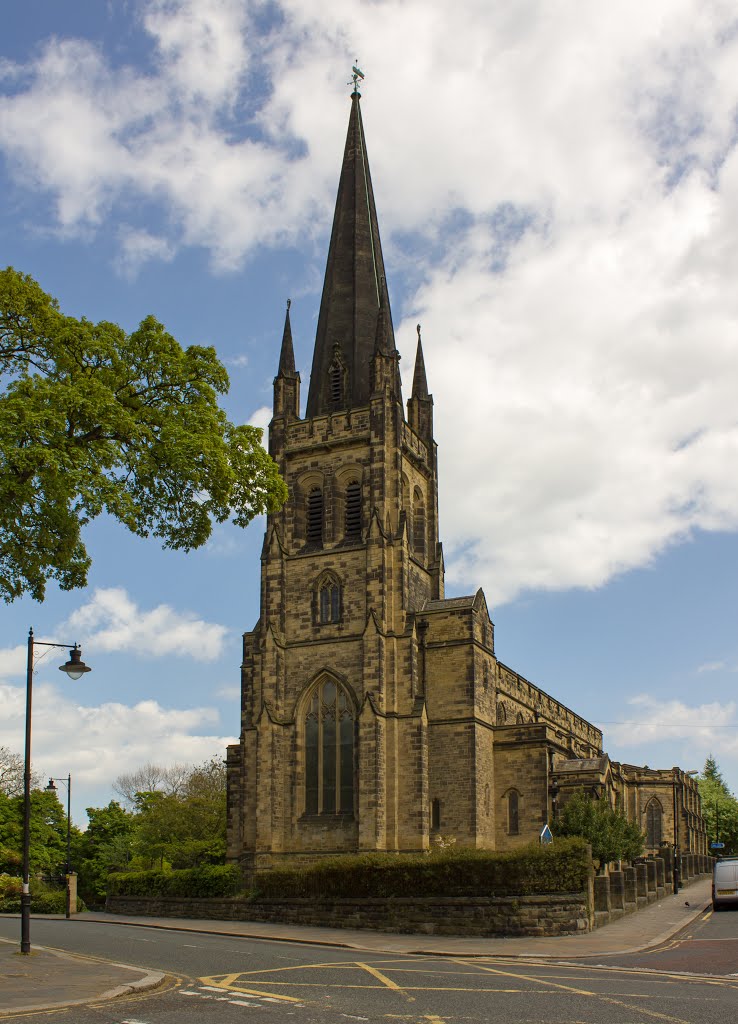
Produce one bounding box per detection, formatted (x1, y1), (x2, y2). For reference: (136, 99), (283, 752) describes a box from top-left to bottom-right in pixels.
(0, 909), (736, 1024)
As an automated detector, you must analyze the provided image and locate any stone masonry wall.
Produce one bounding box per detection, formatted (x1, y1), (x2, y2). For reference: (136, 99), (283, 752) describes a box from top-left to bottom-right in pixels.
(107, 892), (590, 937)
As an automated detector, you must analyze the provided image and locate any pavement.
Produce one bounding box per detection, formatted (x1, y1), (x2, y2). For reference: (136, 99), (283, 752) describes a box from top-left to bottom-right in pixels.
(0, 876), (712, 1016)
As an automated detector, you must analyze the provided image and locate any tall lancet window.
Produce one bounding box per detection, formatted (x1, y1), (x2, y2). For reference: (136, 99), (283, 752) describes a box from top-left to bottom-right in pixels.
(507, 790), (520, 835)
(304, 679), (355, 815)
(345, 480), (362, 539)
(307, 487), (324, 545)
(318, 573), (341, 624)
(646, 799), (663, 847)
(413, 487), (426, 559)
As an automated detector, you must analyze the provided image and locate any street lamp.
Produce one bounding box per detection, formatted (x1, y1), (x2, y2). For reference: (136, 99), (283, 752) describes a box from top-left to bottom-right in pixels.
(21, 628), (91, 954)
(46, 775), (72, 918)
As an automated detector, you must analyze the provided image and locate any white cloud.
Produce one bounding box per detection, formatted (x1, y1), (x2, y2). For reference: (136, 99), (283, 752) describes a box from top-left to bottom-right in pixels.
(0, 680), (235, 801)
(2, 1), (738, 603)
(604, 695), (738, 759)
(248, 405), (272, 431)
(0, 645), (28, 680)
(61, 587), (228, 661)
(225, 354), (250, 369)
(116, 227), (175, 277)
(698, 661), (727, 674)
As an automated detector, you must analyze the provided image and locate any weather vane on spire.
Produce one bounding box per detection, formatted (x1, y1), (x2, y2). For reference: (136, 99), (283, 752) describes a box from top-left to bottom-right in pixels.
(349, 62), (365, 95)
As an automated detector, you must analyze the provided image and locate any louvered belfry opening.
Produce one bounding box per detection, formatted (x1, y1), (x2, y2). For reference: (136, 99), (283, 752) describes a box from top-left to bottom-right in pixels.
(345, 480), (361, 538)
(307, 487), (324, 545)
(329, 360), (343, 405)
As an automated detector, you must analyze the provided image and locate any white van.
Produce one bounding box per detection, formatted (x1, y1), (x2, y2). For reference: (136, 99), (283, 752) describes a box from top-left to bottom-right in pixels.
(712, 857), (738, 910)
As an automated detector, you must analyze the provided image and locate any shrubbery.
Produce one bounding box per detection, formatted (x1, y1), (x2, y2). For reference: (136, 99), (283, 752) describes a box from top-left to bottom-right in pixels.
(251, 838), (591, 900)
(0, 875), (86, 913)
(107, 864), (242, 898)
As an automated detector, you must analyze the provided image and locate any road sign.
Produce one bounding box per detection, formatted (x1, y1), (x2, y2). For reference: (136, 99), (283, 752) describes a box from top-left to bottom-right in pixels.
(711, 841), (725, 849)
(540, 824), (553, 845)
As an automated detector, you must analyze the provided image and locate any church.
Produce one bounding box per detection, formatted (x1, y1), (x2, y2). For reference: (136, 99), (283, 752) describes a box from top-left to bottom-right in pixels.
(226, 87), (706, 872)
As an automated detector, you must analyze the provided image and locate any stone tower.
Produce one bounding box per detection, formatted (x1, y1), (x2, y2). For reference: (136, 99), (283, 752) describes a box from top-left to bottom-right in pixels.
(226, 90), (697, 873)
(226, 90), (446, 870)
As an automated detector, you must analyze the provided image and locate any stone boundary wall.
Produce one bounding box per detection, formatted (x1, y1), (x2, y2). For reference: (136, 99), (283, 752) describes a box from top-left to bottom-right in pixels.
(106, 855), (713, 938)
(592, 854), (712, 930)
(107, 892), (592, 937)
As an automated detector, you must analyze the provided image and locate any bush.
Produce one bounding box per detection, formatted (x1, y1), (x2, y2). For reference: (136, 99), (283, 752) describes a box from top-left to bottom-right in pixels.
(252, 838), (591, 900)
(107, 863), (242, 899)
(0, 875), (86, 913)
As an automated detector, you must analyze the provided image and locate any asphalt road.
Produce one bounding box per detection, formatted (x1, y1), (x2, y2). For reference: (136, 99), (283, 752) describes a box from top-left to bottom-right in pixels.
(0, 911), (736, 1024)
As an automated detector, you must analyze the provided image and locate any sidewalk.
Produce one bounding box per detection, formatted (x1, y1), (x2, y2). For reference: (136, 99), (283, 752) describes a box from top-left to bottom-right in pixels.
(0, 877), (711, 1015)
(0, 936), (165, 1016)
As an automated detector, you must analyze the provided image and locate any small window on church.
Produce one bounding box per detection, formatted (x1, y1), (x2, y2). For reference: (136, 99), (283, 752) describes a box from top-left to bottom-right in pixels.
(496, 702), (507, 726)
(345, 480), (362, 539)
(319, 580), (341, 624)
(431, 798), (441, 830)
(646, 799), (662, 847)
(307, 487), (323, 545)
(507, 790), (519, 835)
(304, 679), (354, 815)
(413, 487), (425, 558)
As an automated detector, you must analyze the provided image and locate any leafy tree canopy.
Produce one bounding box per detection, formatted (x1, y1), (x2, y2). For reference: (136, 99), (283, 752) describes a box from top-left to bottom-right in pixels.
(552, 790), (645, 868)
(698, 756), (738, 856)
(0, 788), (71, 875)
(0, 267), (287, 602)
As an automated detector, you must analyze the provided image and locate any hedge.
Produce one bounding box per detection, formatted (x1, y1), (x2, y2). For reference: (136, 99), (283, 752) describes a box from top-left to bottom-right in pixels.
(107, 864), (242, 898)
(252, 838), (591, 900)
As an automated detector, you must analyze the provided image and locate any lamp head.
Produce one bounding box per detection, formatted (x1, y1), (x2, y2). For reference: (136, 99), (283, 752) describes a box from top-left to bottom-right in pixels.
(59, 644), (91, 681)
(46, 778), (57, 792)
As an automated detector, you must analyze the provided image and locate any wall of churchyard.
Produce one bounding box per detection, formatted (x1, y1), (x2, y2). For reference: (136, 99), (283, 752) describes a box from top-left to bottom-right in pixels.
(107, 892), (592, 937)
(107, 854), (713, 937)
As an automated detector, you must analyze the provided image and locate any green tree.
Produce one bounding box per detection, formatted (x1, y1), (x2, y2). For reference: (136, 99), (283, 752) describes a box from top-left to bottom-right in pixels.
(0, 267), (287, 602)
(698, 756), (738, 857)
(72, 801), (136, 906)
(131, 758), (227, 870)
(552, 791), (645, 869)
(0, 788), (69, 875)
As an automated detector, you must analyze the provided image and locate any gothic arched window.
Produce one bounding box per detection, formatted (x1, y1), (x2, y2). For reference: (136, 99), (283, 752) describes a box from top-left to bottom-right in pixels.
(646, 799), (663, 847)
(318, 576), (341, 624)
(413, 487), (425, 558)
(304, 679), (354, 815)
(306, 487), (323, 546)
(496, 702), (507, 726)
(345, 480), (362, 539)
(507, 790), (520, 835)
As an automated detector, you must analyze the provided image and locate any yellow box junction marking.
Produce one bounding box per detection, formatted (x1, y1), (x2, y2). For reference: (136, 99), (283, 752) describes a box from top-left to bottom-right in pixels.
(458, 959), (694, 1024)
(198, 974), (302, 1003)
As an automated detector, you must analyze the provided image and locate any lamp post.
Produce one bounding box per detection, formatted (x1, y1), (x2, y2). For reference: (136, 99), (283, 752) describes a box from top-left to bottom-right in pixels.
(22, 628), (91, 954)
(672, 768), (699, 893)
(46, 775), (72, 918)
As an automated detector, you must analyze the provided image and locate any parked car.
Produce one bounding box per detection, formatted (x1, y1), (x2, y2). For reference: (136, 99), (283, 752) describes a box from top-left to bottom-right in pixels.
(712, 857), (738, 910)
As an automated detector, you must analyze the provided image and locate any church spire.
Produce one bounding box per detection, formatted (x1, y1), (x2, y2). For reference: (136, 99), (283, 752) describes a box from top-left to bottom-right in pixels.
(277, 299), (297, 377)
(306, 90), (398, 417)
(272, 299), (300, 424)
(407, 323), (433, 439)
(411, 324), (429, 399)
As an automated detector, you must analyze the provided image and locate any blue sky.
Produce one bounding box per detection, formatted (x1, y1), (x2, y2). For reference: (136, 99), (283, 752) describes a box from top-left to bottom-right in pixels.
(2, 0), (738, 826)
